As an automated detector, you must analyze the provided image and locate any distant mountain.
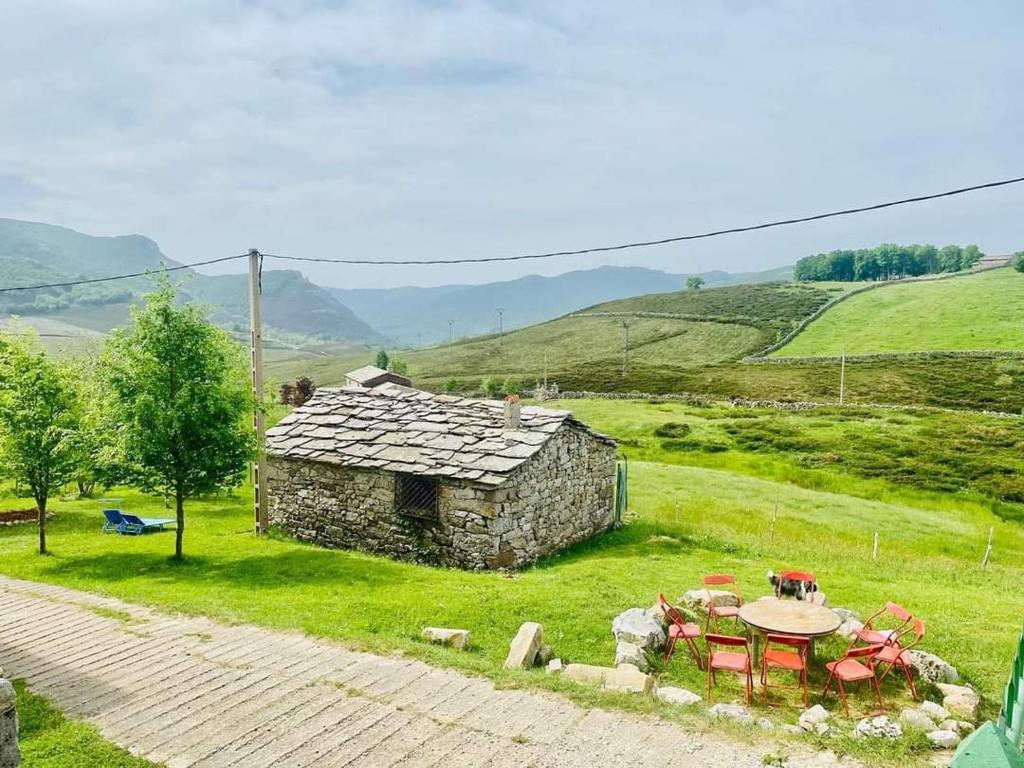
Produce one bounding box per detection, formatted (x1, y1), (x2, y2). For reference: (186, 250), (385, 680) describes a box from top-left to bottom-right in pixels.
(329, 264), (793, 345)
(0, 217), (382, 343)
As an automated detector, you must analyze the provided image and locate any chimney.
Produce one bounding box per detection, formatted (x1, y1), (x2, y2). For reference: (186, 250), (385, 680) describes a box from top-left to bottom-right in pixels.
(504, 395), (521, 431)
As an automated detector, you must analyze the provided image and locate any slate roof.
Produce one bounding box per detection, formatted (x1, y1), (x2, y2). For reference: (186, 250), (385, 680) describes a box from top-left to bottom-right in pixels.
(266, 384), (614, 486)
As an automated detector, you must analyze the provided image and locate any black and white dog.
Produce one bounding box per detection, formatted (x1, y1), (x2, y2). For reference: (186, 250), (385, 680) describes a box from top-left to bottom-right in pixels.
(767, 570), (818, 601)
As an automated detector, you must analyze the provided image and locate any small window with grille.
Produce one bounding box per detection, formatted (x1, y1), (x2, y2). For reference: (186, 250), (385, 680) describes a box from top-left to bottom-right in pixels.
(396, 474), (439, 521)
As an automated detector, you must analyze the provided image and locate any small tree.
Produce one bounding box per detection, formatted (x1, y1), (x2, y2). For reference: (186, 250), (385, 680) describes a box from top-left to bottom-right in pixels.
(375, 350), (389, 370)
(501, 376), (523, 396)
(685, 276), (705, 290)
(292, 376), (316, 406)
(278, 382), (295, 405)
(0, 331), (83, 554)
(443, 377), (459, 393)
(102, 276), (255, 559)
(390, 358), (408, 376)
(480, 376), (503, 398)
(1014, 252), (1024, 273)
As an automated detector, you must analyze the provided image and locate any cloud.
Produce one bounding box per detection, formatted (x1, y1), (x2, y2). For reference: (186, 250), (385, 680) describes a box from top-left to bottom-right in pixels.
(0, 0), (1022, 288)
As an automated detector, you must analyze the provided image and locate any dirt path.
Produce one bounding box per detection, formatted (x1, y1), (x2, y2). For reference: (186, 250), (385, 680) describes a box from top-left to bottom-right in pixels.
(0, 576), (841, 767)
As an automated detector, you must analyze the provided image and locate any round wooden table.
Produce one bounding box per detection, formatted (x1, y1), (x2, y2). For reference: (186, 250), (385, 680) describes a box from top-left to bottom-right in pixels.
(739, 598), (841, 661)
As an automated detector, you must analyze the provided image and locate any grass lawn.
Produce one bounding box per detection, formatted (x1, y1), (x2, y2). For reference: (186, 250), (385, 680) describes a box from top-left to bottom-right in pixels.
(774, 267), (1024, 357)
(10, 679), (159, 767)
(1, 399), (1022, 766)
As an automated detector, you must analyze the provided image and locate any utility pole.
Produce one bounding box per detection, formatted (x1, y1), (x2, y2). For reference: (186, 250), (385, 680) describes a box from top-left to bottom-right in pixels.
(621, 319), (631, 376)
(496, 308), (506, 348)
(839, 348), (846, 406)
(248, 249), (268, 535)
(543, 351), (548, 390)
(448, 319), (454, 348)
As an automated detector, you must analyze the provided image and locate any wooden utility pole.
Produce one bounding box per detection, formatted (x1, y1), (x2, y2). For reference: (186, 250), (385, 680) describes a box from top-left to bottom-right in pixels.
(448, 319), (454, 348)
(621, 319), (631, 376)
(497, 308), (506, 348)
(839, 349), (847, 405)
(248, 249), (268, 535)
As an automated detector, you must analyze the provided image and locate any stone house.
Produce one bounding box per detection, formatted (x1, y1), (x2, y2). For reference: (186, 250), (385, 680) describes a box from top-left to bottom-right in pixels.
(344, 365), (412, 389)
(265, 384), (617, 570)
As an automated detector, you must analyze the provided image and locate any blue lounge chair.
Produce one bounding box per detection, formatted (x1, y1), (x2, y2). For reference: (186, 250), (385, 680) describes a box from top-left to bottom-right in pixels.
(102, 508), (124, 533)
(119, 513), (177, 535)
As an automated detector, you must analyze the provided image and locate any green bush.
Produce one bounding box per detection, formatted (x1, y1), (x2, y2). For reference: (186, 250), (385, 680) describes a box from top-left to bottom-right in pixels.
(1014, 251), (1024, 273)
(653, 422), (691, 438)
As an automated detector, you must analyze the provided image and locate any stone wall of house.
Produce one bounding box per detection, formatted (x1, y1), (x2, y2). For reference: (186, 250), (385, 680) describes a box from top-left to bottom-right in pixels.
(266, 424), (616, 570)
(489, 426), (616, 568)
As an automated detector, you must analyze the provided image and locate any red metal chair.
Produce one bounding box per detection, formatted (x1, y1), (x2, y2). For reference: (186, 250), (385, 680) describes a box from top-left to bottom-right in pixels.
(822, 644), (885, 716)
(774, 570), (817, 600)
(658, 593), (703, 669)
(872, 619), (925, 701)
(706, 633), (753, 705)
(702, 574), (743, 633)
(849, 601), (912, 650)
(760, 634), (810, 707)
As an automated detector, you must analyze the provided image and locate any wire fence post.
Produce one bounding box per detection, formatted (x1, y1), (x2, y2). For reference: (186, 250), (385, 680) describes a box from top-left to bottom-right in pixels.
(982, 526), (994, 570)
(769, 504), (778, 544)
(872, 531), (879, 560)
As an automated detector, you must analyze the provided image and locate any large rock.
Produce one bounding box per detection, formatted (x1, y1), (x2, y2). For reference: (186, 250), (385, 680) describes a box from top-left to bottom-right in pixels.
(611, 608), (666, 651)
(681, 589), (739, 609)
(563, 663), (610, 686)
(421, 627), (470, 650)
(603, 663), (655, 695)
(899, 707), (937, 732)
(798, 704), (830, 729)
(926, 729), (961, 749)
(832, 608), (860, 622)
(0, 678), (19, 768)
(920, 700), (950, 723)
(836, 618), (865, 640)
(546, 658), (563, 674)
(655, 686), (702, 706)
(504, 622), (544, 669)
(937, 683), (981, 721)
(615, 641), (649, 671)
(709, 703), (754, 725)
(853, 715), (903, 739)
(906, 650), (958, 684)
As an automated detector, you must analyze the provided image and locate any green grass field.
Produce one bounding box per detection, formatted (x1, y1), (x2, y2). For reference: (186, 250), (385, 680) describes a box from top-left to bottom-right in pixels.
(775, 268), (1024, 357)
(2, 399), (1021, 766)
(10, 680), (159, 767)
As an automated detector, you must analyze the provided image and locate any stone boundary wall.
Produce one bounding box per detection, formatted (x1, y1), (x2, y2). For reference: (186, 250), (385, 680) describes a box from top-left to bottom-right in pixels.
(569, 311), (763, 329)
(746, 265), (1012, 359)
(747, 349), (1024, 365)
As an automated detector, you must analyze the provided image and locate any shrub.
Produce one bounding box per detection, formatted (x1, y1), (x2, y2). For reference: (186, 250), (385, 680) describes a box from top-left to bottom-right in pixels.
(653, 422), (692, 438)
(1014, 252), (1024, 273)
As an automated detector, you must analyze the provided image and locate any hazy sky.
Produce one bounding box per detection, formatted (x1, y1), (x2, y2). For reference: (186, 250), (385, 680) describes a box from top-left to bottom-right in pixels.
(2, 1), (1022, 288)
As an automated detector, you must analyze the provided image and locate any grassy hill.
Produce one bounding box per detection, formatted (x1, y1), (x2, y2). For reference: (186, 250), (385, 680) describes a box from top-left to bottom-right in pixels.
(266, 281), (842, 387)
(774, 267), (1024, 357)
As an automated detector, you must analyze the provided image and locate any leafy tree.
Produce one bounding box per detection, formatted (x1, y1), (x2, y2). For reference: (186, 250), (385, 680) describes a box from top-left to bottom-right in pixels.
(375, 350), (389, 370)
(292, 377), (316, 406)
(102, 276), (255, 559)
(390, 358), (408, 376)
(938, 245), (963, 272)
(443, 377), (458, 393)
(480, 377), (503, 398)
(1014, 252), (1024, 273)
(685, 276), (705, 290)
(0, 331), (83, 554)
(501, 377), (523, 396)
(278, 382), (295, 405)
(959, 244), (982, 270)
(795, 242), (984, 282)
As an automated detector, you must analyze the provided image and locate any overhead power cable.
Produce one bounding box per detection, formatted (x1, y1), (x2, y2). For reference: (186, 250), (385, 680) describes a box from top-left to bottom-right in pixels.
(0, 174), (1021, 292)
(262, 175), (1024, 266)
(0, 253), (250, 294)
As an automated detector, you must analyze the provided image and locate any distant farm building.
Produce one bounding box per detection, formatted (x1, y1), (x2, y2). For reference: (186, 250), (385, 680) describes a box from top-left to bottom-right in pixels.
(344, 365), (412, 389)
(265, 385), (617, 569)
(973, 255), (1012, 270)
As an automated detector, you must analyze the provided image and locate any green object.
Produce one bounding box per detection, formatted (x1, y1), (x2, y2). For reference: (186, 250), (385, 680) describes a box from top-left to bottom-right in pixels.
(952, 723), (1024, 768)
(613, 457), (628, 527)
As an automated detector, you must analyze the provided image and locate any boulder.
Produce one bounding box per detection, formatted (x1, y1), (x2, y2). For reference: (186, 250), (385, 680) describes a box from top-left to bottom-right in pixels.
(536, 644), (554, 666)
(655, 686), (701, 707)
(853, 715), (902, 739)
(421, 627), (470, 650)
(798, 704), (830, 732)
(546, 658), (563, 674)
(832, 608), (860, 623)
(757, 717), (774, 731)
(563, 663), (615, 686)
(0, 678), (19, 768)
(836, 618), (864, 640)
(611, 608), (666, 651)
(926, 729), (961, 749)
(614, 641), (649, 671)
(782, 724), (804, 736)
(899, 708), (936, 732)
(936, 683), (980, 721)
(709, 703), (754, 725)
(504, 622), (544, 669)
(906, 650), (958, 685)
(681, 589), (739, 609)
(645, 604), (669, 628)
(920, 700), (950, 723)
(602, 663), (654, 694)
